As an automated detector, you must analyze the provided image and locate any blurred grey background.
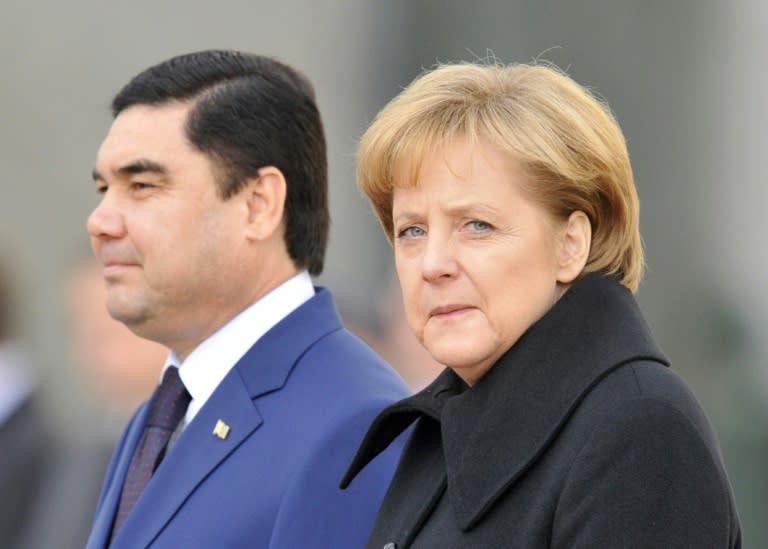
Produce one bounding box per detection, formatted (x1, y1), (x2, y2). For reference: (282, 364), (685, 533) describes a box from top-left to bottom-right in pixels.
(1, 0), (766, 544)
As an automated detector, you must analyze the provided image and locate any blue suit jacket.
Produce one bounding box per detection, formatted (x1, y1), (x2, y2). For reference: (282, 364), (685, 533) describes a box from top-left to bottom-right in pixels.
(86, 288), (409, 548)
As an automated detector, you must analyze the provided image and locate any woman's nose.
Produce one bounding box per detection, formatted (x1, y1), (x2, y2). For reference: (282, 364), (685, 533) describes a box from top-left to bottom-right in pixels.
(421, 235), (459, 282)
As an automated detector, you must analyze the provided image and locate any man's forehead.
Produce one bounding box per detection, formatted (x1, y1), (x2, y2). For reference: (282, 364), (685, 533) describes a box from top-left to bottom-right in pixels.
(95, 102), (193, 173)
(106, 103), (189, 143)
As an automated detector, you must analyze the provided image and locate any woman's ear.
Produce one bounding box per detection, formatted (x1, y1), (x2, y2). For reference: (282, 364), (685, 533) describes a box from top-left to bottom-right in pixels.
(556, 210), (591, 284)
(243, 166), (287, 241)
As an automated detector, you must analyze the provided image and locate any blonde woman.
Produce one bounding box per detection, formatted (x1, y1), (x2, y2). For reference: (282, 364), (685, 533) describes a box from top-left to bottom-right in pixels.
(342, 62), (741, 548)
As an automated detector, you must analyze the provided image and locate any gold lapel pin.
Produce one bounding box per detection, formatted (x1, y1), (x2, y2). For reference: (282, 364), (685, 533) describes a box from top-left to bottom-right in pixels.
(213, 419), (231, 440)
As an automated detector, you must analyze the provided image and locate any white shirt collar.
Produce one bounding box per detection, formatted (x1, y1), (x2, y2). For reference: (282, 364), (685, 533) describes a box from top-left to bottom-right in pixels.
(162, 271), (315, 424)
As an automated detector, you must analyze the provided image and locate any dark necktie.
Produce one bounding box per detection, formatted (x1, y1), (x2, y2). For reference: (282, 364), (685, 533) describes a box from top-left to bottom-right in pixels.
(110, 366), (191, 540)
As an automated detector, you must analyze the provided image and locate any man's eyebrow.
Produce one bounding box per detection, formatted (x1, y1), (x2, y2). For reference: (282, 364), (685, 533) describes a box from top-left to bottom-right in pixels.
(117, 159), (168, 176)
(92, 159), (168, 182)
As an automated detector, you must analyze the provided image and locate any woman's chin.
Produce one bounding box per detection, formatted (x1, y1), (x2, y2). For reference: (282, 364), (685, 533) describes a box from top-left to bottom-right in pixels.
(427, 347), (495, 386)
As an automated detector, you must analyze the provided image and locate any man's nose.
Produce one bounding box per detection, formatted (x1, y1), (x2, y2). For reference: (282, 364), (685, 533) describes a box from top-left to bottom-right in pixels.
(86, 191), (126, 240)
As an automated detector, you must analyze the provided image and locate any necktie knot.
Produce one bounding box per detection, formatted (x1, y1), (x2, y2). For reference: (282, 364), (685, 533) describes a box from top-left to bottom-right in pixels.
(146, 366), (191, 431)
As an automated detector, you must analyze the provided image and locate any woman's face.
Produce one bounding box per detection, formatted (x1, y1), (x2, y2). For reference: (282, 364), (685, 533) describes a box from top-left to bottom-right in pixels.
(392, 138), (571, 385)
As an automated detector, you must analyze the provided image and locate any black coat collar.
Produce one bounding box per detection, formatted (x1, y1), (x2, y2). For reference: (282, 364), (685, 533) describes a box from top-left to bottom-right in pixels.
(342, 272), (668, 531)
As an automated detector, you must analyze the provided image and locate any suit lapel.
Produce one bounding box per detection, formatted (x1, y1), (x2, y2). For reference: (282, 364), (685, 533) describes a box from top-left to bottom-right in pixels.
(111, 372), (262, 549)
(235, 287), (343, 398)
(85, 403), (150, 549)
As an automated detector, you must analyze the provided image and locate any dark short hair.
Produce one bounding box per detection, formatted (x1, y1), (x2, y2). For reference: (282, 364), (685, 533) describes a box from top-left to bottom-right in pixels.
(112, 50), (329, 275)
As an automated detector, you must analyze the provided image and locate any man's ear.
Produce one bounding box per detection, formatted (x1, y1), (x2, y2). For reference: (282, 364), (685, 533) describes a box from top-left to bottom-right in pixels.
(243, 166), (287, 241)
(556, 210), (591, 284)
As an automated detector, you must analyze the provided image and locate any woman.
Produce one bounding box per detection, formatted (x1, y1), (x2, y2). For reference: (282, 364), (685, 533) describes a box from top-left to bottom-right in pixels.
(341, 63), (741, 548)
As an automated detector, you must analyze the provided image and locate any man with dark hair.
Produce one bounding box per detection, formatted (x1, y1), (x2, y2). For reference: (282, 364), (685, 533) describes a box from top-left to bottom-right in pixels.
(85, 50), (407, 549)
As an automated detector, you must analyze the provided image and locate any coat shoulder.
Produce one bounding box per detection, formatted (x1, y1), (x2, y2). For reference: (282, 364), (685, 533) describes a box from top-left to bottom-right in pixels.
(294, 326), (410, 406)
(550, 360), (741, 548)
(578, 360), (720, 447)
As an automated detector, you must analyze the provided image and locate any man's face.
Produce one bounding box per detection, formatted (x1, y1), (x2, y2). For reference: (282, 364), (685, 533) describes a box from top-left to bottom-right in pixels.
(88, 102), (249, 357)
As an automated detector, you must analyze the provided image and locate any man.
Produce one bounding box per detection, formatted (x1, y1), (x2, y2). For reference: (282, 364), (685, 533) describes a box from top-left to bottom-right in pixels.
(85, 50), (408, 549)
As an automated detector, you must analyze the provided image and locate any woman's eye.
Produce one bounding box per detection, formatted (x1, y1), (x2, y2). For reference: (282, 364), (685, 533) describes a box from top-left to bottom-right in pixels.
(397, 226), (426, 238)
(467, 220), (491, 232)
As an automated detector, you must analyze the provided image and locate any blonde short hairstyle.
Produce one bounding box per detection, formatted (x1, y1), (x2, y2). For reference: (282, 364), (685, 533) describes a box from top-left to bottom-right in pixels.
(357, 62), (643, 291)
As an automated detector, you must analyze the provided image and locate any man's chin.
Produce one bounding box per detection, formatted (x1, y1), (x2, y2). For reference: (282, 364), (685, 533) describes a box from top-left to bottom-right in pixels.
(106, 301), (150, 329)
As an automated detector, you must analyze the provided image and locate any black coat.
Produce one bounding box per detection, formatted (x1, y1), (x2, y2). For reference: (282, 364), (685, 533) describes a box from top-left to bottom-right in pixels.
(342, 273), (741, 548)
